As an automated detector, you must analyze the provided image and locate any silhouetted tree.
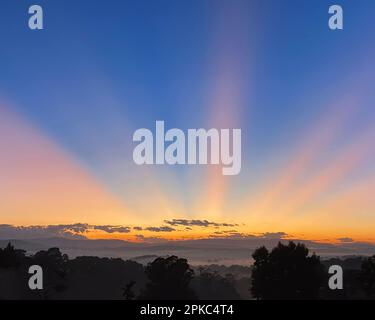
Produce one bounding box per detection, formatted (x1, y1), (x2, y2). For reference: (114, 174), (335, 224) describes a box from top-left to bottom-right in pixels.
(65, 256), (146, 299)
(251, 241), (324, 299)
(139, 256), (196, 299)
(32, 248), (69, 299)
(0, 243), (26, 269)
(360, 255), (375, 297)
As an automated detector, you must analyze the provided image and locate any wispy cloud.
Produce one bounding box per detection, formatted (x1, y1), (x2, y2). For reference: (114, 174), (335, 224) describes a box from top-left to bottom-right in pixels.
(0, 223), (132, 239)
(208, 231), (288, 240)
(337, 237), (354, 243)
(144, 226), (176, 232)
(0, 224), (88, 239)
(93, 225), (131, 233)
(261, 232), (288, 239)
(164, 219), (238, 228)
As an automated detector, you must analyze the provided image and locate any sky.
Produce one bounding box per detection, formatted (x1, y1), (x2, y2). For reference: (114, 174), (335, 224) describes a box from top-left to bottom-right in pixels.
(0, 0), (374, 244)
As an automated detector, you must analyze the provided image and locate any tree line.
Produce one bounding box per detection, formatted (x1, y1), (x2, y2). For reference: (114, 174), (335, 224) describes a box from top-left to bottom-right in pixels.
(0, 241), (374, 299)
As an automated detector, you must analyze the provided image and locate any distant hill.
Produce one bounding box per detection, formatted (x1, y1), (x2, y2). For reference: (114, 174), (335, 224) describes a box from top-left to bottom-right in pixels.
(1, 237), (374, 266)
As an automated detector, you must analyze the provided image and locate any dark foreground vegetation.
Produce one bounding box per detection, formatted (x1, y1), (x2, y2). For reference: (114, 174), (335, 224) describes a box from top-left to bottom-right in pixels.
(0, 241), (374, 300)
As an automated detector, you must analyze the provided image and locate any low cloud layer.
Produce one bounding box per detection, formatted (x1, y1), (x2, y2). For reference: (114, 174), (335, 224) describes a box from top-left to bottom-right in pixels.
(0, 218), (243, 240)
(0, 224), (88, 240)
(1, 224), (372, 258)
(0, 223), (132, 239)
(0, 223), (180, 239)
(1, 224), (374, 262)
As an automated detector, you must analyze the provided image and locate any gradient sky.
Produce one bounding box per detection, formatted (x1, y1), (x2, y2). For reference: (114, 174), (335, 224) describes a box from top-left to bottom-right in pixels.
(0, 0), (374, 242)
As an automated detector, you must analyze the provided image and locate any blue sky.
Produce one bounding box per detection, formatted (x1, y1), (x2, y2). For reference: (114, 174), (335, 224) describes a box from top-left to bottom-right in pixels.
(0, 0), (374, 240)
(1, 0), (374, 154)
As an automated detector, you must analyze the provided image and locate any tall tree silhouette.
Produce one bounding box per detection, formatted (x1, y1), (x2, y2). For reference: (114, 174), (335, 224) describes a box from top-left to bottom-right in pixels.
(360, 255), (375, 297)
(251, 241), (324, 299)
(32, 248), (69, 299)
(139, 256), (196, 299)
